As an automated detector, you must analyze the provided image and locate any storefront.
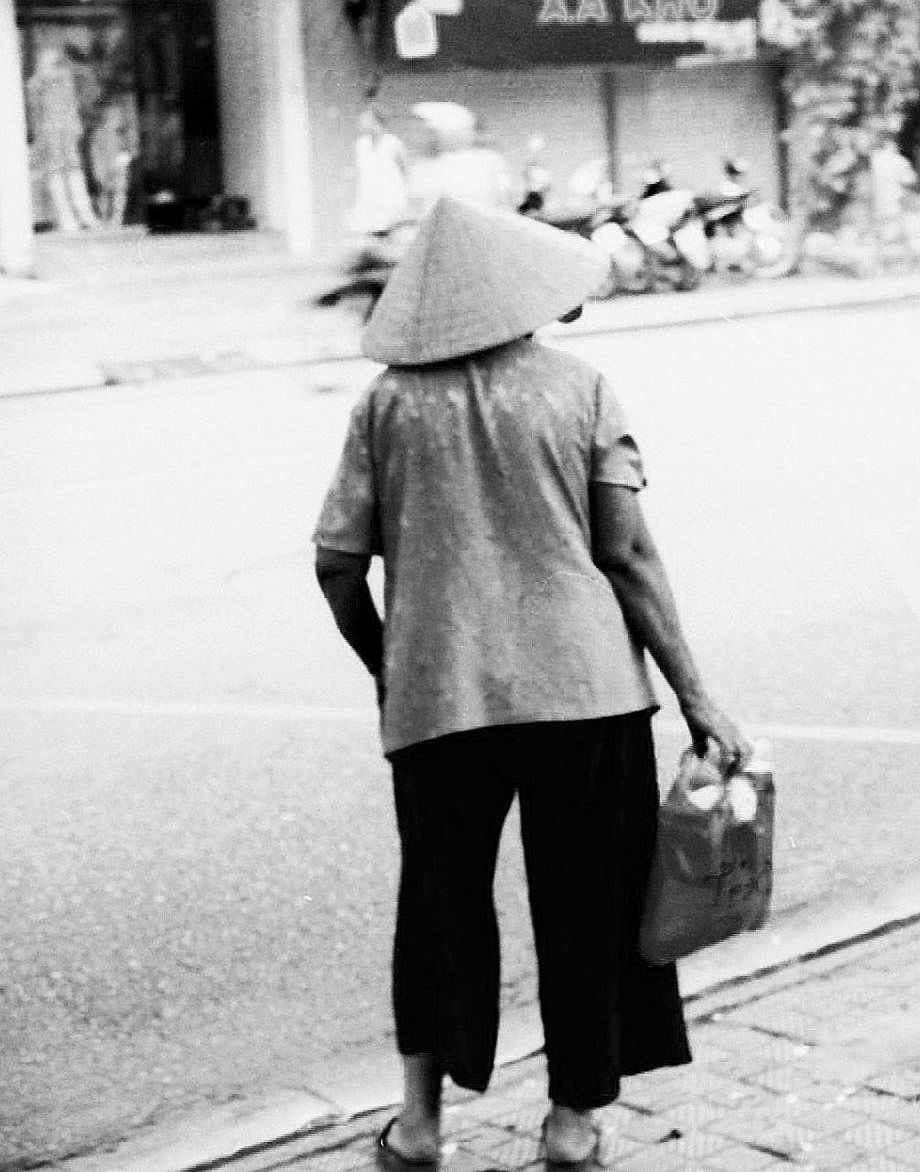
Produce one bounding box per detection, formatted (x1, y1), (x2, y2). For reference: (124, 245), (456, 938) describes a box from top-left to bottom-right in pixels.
(3, 0), (785, 268)
(15, 0), (222, 230)
(372, 0), (782, 207)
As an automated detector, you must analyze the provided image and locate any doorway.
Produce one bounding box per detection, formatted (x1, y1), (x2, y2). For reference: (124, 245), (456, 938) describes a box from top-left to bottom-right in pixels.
(16, 0), (222, 231)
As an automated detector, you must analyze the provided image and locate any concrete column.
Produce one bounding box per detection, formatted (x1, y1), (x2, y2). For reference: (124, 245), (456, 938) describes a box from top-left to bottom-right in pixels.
(302, 0), (375, 261)
(0, 0), (34, 276)
(272, 0), (313, 254)
(215, 0), (314, 253)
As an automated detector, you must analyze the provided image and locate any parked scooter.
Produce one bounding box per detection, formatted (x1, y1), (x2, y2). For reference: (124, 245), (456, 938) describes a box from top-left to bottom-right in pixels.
(525, 156), (621, 242)
(700, 157), (799, 278)
(590, 164), (707, 296)
(590, 159), (798, 295)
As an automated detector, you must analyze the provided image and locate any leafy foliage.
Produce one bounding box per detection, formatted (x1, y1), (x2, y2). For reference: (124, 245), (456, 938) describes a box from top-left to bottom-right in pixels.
(763, 0), (920, 229)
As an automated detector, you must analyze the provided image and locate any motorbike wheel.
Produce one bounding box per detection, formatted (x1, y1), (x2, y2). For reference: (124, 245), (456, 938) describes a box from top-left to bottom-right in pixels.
(674, 259), (702, 292)
(634, 253), (665, 294)
(592, 262), (621, 300)
(747, 216), (801, 279)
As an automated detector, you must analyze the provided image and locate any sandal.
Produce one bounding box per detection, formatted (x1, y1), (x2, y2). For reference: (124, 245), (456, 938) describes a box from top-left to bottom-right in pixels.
(376, 1117), (440, 1169)
(541, 1116), (602, 1168)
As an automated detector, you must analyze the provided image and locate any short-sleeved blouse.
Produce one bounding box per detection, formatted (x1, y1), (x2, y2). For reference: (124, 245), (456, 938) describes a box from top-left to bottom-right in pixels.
(313, 337), (656, 755)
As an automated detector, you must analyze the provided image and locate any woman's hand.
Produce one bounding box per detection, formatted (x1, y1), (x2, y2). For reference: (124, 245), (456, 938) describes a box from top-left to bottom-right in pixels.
(680, 697), (751, 771)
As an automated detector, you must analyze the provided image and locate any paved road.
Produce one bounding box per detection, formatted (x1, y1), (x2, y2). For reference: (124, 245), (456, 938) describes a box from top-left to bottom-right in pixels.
(2, 303), (920, 1165)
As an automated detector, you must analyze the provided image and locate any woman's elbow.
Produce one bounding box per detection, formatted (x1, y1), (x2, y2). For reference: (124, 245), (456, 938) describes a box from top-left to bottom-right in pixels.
(314, 547), (369, 589)
(593, 534), (647, 576)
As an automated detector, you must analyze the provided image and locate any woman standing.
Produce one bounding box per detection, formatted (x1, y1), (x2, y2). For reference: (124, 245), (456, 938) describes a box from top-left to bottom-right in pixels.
(349, 105), (412, 237)
(408, 102), (515, 215)
(314, 198), (749, 1167)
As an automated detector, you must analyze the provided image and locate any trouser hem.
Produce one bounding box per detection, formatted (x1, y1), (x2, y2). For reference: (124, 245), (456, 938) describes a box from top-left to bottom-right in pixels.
(396, 1046), (492, 1096)
(445, 1069), (491, 1095)
(547, 1082), (621, 1111)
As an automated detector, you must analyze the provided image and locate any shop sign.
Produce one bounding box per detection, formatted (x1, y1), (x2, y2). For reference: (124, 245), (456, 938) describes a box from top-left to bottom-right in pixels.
(536, 0), (614, 20)
(535, 0), (723, 20)
(380, 0), (762, 68)
(669, 17), (759, 64)
(395, 1), (439, 57)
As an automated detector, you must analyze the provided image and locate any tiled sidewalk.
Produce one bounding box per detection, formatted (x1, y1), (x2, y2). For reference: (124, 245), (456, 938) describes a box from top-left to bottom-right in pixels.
(221, 920), (920, 1172)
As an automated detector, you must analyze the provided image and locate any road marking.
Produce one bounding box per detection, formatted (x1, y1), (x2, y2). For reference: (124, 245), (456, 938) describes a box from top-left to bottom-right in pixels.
(658, 719), (920, 747)
(1, 698), (920, 747)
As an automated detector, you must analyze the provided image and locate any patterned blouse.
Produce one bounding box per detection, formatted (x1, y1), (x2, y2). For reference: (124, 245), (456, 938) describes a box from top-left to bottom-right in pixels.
(313, 338), (657, 756)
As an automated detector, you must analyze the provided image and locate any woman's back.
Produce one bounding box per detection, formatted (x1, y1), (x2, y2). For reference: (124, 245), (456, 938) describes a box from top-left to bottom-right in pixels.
(352, 340), (656, 752)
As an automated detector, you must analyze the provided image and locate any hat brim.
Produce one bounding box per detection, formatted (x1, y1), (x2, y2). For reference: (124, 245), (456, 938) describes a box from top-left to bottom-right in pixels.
(362, 198), (609, 366)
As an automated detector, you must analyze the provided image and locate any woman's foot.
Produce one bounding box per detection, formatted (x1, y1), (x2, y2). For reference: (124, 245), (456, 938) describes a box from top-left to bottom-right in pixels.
(543, 1104), (598, 1164)
(384, 1052), (442, 1162)
(382, 1114), (440, 1163)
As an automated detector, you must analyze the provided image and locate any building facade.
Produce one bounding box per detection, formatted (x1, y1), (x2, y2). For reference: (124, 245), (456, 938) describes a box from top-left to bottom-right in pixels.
(0, 0), (341, 267)
(14, 0), (222, 228)
(306, 0), (787, 253)
(373, 0), (783, 209)
(1, 0), (784, 274)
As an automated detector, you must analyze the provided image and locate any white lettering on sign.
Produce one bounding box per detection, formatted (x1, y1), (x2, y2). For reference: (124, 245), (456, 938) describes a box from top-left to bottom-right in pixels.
(623, 0), (719, 20)
(537, 0), (612, 24)
(577, 0), (612, 21)
(637, 15), (756, 55)
(537, 0), (570, 22)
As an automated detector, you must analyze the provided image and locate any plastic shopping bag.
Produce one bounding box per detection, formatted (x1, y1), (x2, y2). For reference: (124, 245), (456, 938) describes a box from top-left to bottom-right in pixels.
(639, 740), (775, 966)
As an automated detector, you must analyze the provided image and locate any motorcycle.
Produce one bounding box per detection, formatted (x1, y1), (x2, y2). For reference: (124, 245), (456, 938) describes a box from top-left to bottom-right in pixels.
(590, 159), (798, 295)
(526, 156), (624, 242)
(697, 157), (800, 279)
(590, 165), (707, 296)
(314, 220), (417, 321)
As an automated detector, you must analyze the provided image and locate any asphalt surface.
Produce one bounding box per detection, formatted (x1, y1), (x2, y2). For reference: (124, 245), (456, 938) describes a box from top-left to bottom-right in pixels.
(2, 302), (920, 1166)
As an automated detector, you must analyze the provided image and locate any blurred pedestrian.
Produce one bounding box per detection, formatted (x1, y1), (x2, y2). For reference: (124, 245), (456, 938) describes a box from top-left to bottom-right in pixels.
(314, 197), (749, 1167)
(519, 133), (552, 215)
(349, 105), (412, 236)
(408, 103), (514, 214)
(869, 137), (917, 250)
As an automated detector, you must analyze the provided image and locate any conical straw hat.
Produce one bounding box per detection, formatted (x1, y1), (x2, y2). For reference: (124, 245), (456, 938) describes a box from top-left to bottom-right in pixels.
(412, 101), (477, 149)
(362, 197), (609, 366)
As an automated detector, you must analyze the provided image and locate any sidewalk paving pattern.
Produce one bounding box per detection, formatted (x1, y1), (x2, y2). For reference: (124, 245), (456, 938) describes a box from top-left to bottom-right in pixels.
(77, 921), (920, 1172)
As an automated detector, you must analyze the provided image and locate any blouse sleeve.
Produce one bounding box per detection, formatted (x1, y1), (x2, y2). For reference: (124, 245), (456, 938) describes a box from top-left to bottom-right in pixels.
(312, 391), (382, 556)
(590, 375), (647, 490)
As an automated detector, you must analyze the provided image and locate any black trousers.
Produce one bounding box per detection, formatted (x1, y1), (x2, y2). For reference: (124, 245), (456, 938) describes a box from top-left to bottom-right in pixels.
(389, 712), (691, 1110)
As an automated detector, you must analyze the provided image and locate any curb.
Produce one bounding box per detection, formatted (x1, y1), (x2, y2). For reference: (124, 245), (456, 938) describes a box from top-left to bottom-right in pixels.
(56, 875), (920, 1172)
(5, 270), (920, 402)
